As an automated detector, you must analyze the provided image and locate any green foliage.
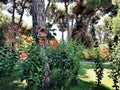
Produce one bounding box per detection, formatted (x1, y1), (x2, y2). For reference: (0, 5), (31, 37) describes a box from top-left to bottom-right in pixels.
(85, 0), (112, 10)
(85, 0), (100, 9)
(100, 0), (112, 7)
(0, 27), (5, 47)
(0, 46), (19, 77)
(112, 0), (120, 6)
(48, 41), (83, 89)
(16, 44), (45, 90)
(17, 40), (83, 90)
(83, 48), (98, 60)
(104, 16), (112, 28)
(94, 49), (104, 89)
(0, 13), (9, 46)
(110, 41), (120, 90)
(112, 16), (120, 35)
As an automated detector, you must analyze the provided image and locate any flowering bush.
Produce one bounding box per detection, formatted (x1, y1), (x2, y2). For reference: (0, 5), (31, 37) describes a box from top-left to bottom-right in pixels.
(47, 41), (83, 89)
(17, 40), (84, 90)
(98, 44), (109, 59)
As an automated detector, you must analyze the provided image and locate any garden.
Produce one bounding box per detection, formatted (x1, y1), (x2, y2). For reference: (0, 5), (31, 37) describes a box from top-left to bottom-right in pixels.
(0, 0), (120, 90)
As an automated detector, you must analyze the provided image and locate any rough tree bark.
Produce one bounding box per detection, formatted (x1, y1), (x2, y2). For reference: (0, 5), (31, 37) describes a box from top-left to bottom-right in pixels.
(32, 0), (50, 89)
(32, 0), (46, 43)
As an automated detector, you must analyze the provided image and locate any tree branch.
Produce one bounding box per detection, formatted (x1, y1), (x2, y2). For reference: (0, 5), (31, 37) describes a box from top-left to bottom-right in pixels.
(18, 0), (27, 28)
(45, 0), (51, 15)
(12, 0), (16, 23)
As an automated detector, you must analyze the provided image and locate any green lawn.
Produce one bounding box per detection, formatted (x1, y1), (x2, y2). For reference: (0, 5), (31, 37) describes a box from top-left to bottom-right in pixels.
(75, 63), (113, 90)
(0, 61), (119, 90)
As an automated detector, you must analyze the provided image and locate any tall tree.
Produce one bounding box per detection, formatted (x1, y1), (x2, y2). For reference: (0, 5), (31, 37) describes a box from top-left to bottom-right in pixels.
(71, 0), (112, 47)
(32, 0), (46, 43)
(32, 0), (51, 89)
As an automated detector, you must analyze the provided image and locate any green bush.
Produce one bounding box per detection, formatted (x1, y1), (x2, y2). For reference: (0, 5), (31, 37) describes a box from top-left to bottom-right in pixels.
(110, 41), (120, 90)
(16, 44), (45, 90)
(17, 40), (84, 90)
(48, 41), (83, 89)
(0, 46), (19, 77)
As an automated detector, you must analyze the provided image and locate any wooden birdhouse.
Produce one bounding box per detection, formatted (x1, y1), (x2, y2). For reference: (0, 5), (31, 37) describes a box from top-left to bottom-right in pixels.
(37, 28), (47, 39)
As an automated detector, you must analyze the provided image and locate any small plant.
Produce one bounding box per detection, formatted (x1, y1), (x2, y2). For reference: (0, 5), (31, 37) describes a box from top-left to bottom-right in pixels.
(94, 49), (104, 89)
(109, 41), (120, 90)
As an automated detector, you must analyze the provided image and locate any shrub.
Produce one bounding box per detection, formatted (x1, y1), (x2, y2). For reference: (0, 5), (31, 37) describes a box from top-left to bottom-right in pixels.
(16, 43), (45, 90)
(98, 44), (109, 60)
(17, 40), (84, 90)
(83, 44), (110, 61)
(109, 41), (120, 90)
(83, 48), (97, 60)
(94, 49), (104, 89)
(0, 46), (19, 77)
(48, 41), (83, 89)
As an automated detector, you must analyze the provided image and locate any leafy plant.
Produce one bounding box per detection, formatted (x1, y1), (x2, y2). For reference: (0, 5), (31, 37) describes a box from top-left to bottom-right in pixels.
(109, 41), (120, 90)
(83, 48), (98, 60)
(16, 43), (45, 90)
(94, 49), (104, 89)
(47, 40), (83, 89)
(17, 40), (84, 90)
(0, 46), (19, 77)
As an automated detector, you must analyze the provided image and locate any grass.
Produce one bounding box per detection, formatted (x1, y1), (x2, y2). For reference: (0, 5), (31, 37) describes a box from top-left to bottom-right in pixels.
(76, 62), (114, 90)
(0, 61), (118, 90)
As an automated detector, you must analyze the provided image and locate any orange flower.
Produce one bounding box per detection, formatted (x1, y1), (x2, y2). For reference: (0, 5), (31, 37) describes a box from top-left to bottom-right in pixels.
(49, 41), (53, 46)
(103, 49), (109, 55)
(26, 37), (32, 43)
(19, 52), (27, 59)
(54, 40), (59, 45)
(51, 46), (56, 50)
(39, 40), (44, 45)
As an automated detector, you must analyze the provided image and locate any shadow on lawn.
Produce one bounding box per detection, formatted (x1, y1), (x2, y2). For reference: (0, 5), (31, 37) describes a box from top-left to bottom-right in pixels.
(71, 80), (111, 90)
(0, 77), (111, 90)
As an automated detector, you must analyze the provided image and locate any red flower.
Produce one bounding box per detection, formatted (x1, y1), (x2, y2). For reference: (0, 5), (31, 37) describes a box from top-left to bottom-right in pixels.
(19, 52), (27, 59)
(103, 49), (109, 55)
(39, 40), (44, 45)
(49, 41), (53, 46)
(54, 40), (59, 45)
(52, 46), (56, 50)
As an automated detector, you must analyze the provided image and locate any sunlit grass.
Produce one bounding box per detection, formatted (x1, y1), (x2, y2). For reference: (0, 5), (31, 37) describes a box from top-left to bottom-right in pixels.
(77, 62), (114, 90)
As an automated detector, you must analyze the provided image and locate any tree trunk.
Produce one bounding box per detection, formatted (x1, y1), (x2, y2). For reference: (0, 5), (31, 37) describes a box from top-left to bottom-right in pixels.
(32, 1), (51, 89)
(32, 0), (46, 43)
